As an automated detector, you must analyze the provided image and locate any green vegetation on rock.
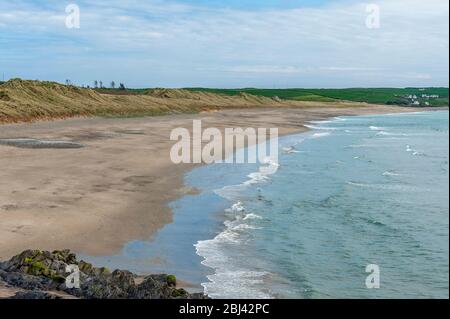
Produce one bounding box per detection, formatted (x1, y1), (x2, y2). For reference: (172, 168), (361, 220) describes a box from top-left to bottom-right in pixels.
(166, 275), (177, 286)
(172, 288), (188, 297)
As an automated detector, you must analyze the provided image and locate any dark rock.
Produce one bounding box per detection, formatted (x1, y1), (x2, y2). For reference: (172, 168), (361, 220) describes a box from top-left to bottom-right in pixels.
(132, 275), (172, 299)
(8, 291), (62, 299)
(0, 249), (209, 299)
(111, 269), (135, 291)
(0, 269), (55, 291)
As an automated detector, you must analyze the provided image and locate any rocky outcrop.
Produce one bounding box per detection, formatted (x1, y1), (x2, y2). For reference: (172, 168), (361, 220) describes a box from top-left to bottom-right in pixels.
(0, 249), (208, 299)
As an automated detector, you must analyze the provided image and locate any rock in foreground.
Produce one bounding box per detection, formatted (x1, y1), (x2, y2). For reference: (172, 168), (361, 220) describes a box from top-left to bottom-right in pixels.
(0, 249), (208, 299)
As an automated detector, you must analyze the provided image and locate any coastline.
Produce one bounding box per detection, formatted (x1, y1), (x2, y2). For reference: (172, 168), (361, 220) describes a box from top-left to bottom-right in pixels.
(0, 105), (445, 261)
(189, 109), (449, 298)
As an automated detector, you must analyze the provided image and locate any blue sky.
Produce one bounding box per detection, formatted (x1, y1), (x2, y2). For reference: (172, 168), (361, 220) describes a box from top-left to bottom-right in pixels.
(0, 0), (448, 88)
(169, 0), (333, 9)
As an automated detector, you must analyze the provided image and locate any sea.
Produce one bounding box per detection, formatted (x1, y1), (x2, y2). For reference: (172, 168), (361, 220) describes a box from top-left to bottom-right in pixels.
(86, 110), (449, 299)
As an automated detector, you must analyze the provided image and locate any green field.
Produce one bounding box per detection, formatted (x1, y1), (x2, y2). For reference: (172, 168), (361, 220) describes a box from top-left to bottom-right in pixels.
(185, 87), (449, 107)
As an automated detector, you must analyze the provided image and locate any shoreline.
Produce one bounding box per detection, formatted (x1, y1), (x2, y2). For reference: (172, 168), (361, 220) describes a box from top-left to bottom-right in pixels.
(188, 109), (449, 298)
(0, 106), (446, 261)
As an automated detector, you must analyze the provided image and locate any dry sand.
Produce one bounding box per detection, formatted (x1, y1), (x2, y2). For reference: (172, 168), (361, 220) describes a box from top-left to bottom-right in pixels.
(0, 106), (429, 260)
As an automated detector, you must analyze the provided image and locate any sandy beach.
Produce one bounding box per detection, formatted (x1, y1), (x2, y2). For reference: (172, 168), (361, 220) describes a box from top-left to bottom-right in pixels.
(0, 105), (432, 259)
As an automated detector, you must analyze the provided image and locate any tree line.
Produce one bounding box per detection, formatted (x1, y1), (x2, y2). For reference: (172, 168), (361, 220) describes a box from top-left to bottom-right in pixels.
(65, 79), (126, 90)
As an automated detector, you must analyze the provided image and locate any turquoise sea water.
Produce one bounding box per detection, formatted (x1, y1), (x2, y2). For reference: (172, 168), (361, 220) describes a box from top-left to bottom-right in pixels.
(86, 110), (449, 299)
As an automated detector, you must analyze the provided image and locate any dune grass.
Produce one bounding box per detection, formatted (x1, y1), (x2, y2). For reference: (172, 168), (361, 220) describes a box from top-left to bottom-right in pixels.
(0, 79), (390, 124)
(0, 79), (294, 123)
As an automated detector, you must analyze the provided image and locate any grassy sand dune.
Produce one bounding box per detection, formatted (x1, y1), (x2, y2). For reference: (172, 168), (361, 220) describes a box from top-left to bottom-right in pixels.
(0, 79), (370, 123)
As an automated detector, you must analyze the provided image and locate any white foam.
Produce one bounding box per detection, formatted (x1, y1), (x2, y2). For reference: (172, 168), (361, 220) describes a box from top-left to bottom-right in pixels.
(282, 146), (300, 154)
(347, 181), (370, 188)
(214, 184), (247, 201)
(406, 144), (415, 152)
(229, 223), (260, 231)
(225, 201), (245, 213)
(281, 139), (305, 154)
(349, 144), (375, 148)
(195, 200), (270, 298)
(259, 161), (279, 175)
(311, 132), (331, 138)
(310, 120), (333, 124)
(216, 158), (280, 200)
(376, 131), (394, 136)
(201, 270), (272, 299)
(382, 111), (427, 116)
(305, 124), (337, 131)
(243, 213), (263, 220)
(347, 181), (421, 191)
(382, 171), (402, 176)
(244, 172), (269, 185)
(377, 131), (414, 137)
(196, 145), (283, 298)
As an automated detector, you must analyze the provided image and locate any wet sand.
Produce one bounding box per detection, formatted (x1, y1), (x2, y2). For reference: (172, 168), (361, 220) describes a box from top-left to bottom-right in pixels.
(0, 106), (429, 259)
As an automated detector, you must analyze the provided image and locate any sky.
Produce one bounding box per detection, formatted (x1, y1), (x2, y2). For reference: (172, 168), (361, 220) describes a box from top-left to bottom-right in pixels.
(0, 0), (448, 88)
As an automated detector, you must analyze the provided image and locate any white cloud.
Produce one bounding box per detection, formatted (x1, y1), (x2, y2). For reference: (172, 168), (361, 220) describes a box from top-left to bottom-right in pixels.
(400, 73), (433, 80)
(0, 0), (448, 87)
(204, 65), (304, 74)
(319, 67), (384, 72)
